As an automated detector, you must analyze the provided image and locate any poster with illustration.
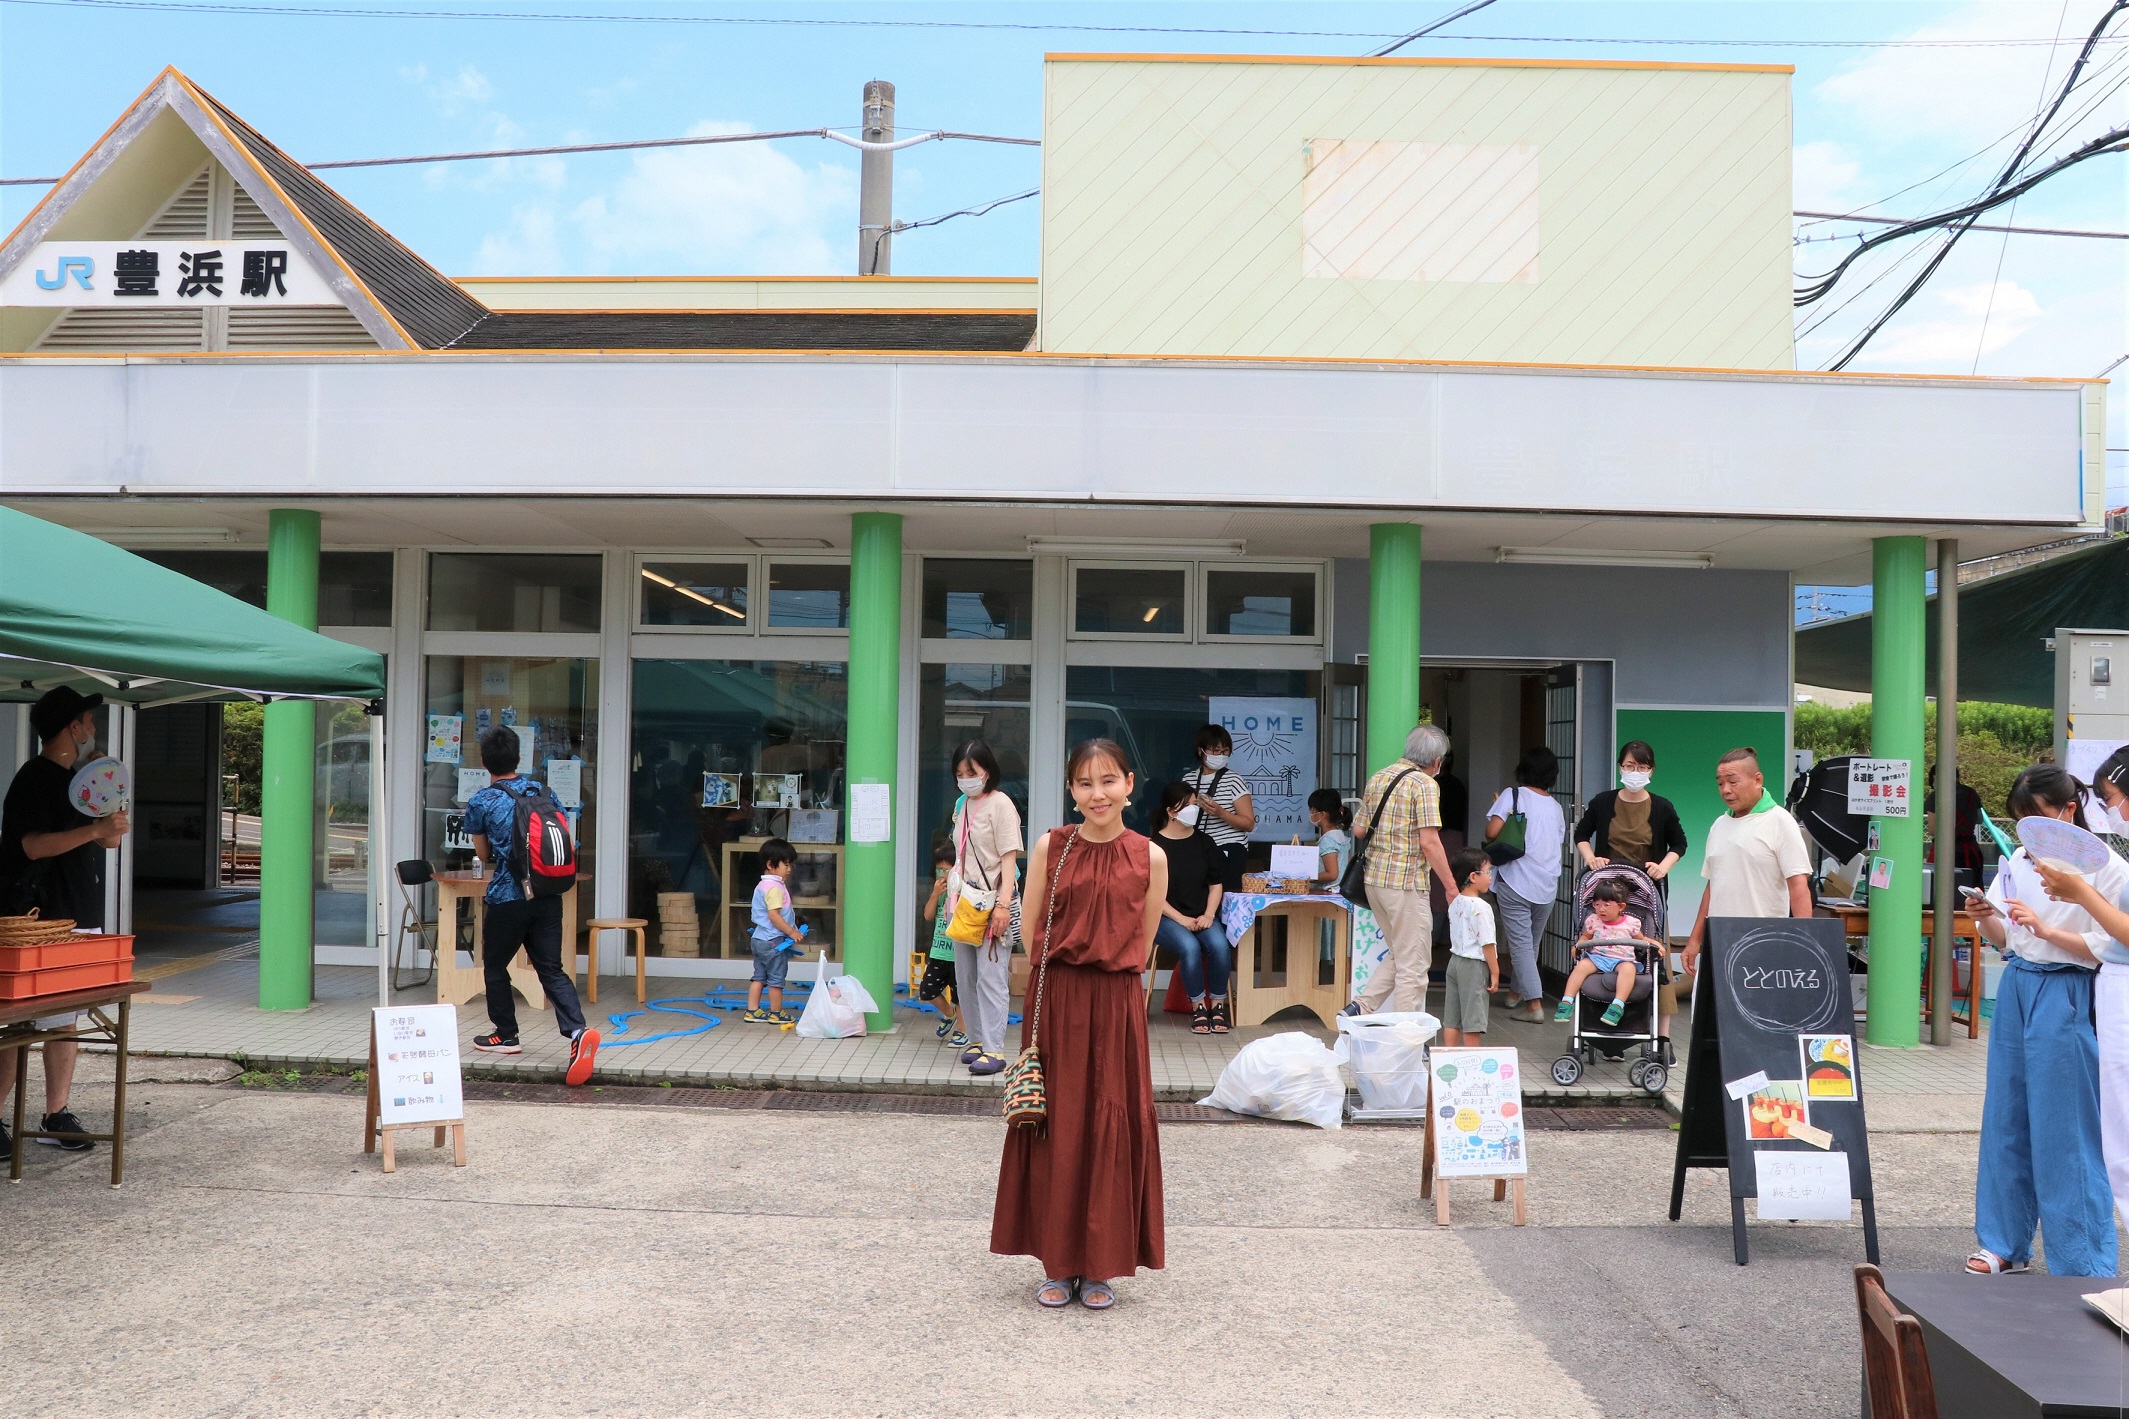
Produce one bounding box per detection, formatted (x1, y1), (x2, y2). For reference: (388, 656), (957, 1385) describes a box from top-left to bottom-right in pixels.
(702, 773), (742, 809)
(454, 768), (491, 805)
(1800, 1034), (1857, 1101)
(1207, 696), (1318, 842)
(1741, 1080), (1811, 1140)
(425, 713), (462, 765)
(1431, 1048), (1528, 1178)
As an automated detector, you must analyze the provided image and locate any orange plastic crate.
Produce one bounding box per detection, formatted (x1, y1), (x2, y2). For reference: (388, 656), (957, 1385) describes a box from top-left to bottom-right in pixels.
(0, 933), (133, 973)
(0, 958), (135, 1000)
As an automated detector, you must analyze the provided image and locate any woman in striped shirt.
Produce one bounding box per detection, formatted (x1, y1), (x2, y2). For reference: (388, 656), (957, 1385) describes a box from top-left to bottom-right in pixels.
(1183, 725), (1254, 891)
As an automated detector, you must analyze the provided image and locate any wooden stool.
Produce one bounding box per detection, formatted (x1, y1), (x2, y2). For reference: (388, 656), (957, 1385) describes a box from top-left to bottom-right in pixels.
(584, 918), (650, 1005)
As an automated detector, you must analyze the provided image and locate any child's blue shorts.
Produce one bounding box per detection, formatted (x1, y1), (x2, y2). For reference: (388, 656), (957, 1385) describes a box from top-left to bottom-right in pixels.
(750, 936), (792, 986)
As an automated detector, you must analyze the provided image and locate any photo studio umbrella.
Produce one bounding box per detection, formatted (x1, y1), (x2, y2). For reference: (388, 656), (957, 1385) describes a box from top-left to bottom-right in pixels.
(1786, 754), (1870, 863)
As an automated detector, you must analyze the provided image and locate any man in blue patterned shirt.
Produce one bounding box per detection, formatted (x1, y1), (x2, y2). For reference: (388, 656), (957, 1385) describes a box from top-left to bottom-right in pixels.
(465, 726), (598, 1085)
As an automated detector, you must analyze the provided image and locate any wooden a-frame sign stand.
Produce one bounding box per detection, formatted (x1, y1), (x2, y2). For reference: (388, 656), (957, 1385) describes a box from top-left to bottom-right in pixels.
(1419, 1080), (1528, 1227)
(363, 1025), (466, 1173)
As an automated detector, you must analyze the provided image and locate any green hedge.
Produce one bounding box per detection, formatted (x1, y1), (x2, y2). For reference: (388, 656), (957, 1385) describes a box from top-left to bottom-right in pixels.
(1793, 700), (2053, 817)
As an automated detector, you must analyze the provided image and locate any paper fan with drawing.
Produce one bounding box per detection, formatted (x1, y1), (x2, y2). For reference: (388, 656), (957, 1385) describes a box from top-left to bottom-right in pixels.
(2016, 815), (2113, 876)
(67, 756), (130, 818)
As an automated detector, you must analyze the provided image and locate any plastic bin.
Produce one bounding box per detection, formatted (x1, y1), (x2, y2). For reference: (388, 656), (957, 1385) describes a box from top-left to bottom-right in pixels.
(0, 958), (134, 1000)
(0, 932), (133, 973)
(1336, 1010), (1439, 1113)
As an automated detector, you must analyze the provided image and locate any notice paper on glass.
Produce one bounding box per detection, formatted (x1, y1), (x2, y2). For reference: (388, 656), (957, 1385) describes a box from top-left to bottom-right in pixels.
(850, 783), (891, 844)
(1754, 1150), (1852, 1220)
(512, 725), (535, 772)
(425, 714), (463, 765)
(545, 758), (583, 809)
(372, 1003), (464, 1128)
(454, 768), (491, 805)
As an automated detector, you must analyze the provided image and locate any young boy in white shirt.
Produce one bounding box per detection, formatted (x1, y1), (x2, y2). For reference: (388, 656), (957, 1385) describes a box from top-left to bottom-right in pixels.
(1442, 847), (1500, 1046)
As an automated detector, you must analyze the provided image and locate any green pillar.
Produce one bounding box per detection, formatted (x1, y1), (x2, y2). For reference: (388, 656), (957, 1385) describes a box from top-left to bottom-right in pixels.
(845, 512), (902, 1031)
(259, 508), (320, 1011)
(1367, 523), (1423, 774)
(1866, 535), (1927, 1047)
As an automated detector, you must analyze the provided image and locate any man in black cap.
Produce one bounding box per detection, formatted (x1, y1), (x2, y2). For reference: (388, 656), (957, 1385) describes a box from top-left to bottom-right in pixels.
(0, 686), (131, 1153)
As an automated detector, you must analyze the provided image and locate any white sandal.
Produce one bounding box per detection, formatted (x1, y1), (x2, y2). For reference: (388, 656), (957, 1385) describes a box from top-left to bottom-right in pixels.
(1965, 1248), (2029, 1275)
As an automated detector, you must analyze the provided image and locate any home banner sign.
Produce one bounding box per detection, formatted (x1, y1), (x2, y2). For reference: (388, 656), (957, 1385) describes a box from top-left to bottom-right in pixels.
(3, 241), (340, 306)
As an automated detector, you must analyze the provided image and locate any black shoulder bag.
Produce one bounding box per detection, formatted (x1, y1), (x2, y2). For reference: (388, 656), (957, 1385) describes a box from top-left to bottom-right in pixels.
(1338, 766), (1421, 910)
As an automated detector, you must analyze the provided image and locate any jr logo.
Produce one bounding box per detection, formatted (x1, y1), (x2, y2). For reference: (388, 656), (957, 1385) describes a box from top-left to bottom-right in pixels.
(34, 256), (93, 291)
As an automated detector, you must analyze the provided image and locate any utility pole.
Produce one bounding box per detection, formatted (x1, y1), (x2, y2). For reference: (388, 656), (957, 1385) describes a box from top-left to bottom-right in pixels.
(858, 79), (894, 275)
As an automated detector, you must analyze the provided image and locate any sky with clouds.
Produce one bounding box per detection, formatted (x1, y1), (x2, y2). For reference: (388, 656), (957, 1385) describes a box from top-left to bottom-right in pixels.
(3, 0), (2124, 498)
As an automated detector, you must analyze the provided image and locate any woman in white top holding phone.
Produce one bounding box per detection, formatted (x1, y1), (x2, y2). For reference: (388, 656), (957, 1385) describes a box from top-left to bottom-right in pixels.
(1965, 765), (2127, 1278)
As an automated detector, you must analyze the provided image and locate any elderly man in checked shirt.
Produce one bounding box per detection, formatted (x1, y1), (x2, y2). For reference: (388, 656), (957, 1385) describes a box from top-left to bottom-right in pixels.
(1348, 723), (1458, 1016)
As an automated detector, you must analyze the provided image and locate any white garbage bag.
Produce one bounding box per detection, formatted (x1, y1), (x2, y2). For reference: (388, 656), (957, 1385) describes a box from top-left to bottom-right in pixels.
(794, 962), (879, 1038)
(1200, 1032), (1347, 1129)
(1334, 1011), (1439, 1113)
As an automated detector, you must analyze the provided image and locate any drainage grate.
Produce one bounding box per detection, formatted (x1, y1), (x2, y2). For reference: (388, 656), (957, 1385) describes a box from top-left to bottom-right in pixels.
(1522, 1105), (1672, 1130)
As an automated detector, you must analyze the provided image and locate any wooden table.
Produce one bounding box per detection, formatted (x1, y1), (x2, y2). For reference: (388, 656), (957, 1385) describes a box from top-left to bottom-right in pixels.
(1878, 1271), (2129, 1416)
(1, 980), (147, 1187)
(431, 872), (583, 1013)
(1824, 904), (1985, 1039)
(1229, 896), (1352, 1028)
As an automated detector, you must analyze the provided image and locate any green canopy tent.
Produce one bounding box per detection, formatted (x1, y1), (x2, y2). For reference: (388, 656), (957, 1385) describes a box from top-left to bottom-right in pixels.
(0, 507), (395, 1003)
(1794, 538), (2129, 708)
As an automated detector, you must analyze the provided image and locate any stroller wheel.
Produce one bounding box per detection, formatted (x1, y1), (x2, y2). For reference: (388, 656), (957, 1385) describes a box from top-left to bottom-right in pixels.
(1627, 1058), (1651, 1089)
(1639, 1062), (1670, 1095)
(1550, 1054), (1583, 1086)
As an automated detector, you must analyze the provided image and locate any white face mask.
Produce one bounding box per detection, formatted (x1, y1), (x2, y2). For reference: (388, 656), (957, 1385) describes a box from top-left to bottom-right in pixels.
(1172, 805), (1201, 828)
(1203, 754), (1230, 771)
(74, 726), (95, 757)
(956, 775), (986, 797)
(1620, 770), (1652, 792)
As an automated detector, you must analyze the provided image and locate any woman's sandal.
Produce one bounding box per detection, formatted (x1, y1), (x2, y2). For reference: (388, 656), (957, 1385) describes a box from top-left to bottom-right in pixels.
(1078, 1281), (1116, 1311)
(1037, 1277), (1079, 1308)
(1965, 1249), (2029, 1276)
(1190, 1001), (1212, 1035)
(1210, 997), (1232, 1034)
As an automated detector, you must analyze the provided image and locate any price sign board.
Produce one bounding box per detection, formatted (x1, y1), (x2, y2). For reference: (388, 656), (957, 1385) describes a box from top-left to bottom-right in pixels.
(1845, 757), (1911, 818)
(372, 1004), (464, 1127)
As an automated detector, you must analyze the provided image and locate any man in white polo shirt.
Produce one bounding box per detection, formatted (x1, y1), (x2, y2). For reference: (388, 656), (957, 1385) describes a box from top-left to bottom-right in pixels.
(1682, 746), (1814, 985)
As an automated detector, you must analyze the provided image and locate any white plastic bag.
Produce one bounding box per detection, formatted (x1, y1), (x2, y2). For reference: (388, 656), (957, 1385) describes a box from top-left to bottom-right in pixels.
(1200, 1032), (1347, 1129)
(1335, 1011), (1439, 1113)
(794, 961), (879, 1038)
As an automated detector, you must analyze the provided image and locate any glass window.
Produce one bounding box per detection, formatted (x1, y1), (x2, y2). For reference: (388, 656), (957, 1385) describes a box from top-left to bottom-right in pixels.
(629, 659), (849, 958)
(766, 561), (851, 631)
(640, 561), (749, 629)
(427, 553), (601, 633)
(134, 550), (392, 626)
(1073, 565), (1186, 636)
(421, 656), (599, 900)
(1063, 666), (1320, 842)
(917, 662), (1032, 868)
(314, 697), (374, 946)
(922, 559), (1034, 641)
(1205, 568), (1317, 638)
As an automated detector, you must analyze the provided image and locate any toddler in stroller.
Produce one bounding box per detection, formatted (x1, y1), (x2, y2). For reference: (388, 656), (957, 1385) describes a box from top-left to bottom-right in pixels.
(1549, 863), (1672, 1094)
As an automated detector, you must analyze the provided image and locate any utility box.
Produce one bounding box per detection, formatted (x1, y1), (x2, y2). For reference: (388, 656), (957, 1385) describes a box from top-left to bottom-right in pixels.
(2053, 627), (2129, 775)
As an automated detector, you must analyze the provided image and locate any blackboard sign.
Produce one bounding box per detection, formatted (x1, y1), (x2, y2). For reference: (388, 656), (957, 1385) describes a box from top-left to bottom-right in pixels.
(1668, 916), (1879, 1265)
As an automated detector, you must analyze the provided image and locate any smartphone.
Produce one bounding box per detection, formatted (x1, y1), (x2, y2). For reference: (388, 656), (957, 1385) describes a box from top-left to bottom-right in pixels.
(1958, 886), (1986, 904)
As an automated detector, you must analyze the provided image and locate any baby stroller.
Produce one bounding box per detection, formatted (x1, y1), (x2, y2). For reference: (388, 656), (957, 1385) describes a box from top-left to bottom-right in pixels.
(1548, 862), (1670, 1095)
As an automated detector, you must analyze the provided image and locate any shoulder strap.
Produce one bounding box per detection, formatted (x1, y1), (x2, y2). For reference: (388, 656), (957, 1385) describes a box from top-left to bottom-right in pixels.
(1364, 766), (1422, 837)
(1027, 827), (1077, 1050)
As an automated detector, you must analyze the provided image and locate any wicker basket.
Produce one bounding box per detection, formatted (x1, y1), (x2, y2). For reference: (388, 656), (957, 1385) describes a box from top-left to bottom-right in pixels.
(1275, 876), (1318, 895)
(0, 912), (75, 945)
(1240, 872), (1276, 894)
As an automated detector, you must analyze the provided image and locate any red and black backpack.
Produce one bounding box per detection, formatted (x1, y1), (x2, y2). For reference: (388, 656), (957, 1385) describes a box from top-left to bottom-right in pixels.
(508, 780), (578, 898)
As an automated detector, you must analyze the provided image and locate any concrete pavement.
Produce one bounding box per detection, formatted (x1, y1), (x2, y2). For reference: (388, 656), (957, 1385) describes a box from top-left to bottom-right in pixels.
(0, 1078), (2008, 1419)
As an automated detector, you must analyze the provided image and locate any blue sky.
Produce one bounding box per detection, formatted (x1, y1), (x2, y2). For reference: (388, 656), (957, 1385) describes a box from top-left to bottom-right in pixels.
(4, 0), (2124, 485)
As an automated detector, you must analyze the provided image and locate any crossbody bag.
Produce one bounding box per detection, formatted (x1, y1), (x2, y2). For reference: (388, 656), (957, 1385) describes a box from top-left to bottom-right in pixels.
(1002, 826), (1077, 1132)
(1337, 766), (1421, 910)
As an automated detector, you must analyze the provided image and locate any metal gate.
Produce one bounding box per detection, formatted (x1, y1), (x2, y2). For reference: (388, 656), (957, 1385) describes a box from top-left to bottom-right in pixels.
(1539, 665), (1582, 976)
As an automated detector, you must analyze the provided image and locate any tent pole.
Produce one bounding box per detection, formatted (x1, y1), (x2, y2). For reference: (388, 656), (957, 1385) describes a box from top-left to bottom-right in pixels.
(371, 703), (389, 1008)
(1931, 539), (1959, 1046)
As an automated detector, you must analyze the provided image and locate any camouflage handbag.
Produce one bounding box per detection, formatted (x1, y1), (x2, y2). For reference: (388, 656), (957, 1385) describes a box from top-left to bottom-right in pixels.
(1002, 827), (1077, 1132)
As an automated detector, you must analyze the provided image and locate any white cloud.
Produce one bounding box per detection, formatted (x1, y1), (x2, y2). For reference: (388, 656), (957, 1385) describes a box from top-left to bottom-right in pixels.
(1860, 279), (2045, 364)
(563, 121), (858, 274)
(1793, 139), (1865, 211)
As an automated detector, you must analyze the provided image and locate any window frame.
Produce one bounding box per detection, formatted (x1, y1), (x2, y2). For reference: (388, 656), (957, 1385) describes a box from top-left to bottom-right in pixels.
(761, 554), (855, 636)
(634, 554), (758, 635)
(918, 555), (1037, 644)
(1065, 559), (1194, 643)
(1199, 561), (1324, 644)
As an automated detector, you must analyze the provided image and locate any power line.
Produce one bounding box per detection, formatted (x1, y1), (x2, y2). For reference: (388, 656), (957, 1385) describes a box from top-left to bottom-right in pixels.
(6, 0), (2129, 47)
(893, 188), (1039, 235)
(0, 126), (1038, 186)
(1372, 0), (1500, 58)
(1794, 210), (2129, 241)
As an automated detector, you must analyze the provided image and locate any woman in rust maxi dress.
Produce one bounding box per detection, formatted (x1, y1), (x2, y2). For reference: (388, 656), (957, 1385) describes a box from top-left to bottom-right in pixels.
(992, 739), (1169, 1310)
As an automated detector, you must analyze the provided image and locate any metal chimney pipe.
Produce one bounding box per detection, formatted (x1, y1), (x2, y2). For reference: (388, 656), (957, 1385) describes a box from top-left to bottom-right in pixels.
(858, 79), (895, 275)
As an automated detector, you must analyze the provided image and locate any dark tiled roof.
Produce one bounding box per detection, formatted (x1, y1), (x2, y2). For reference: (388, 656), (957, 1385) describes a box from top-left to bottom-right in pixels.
(445, 310), (1039, 352)
(196, 90), (489, 349)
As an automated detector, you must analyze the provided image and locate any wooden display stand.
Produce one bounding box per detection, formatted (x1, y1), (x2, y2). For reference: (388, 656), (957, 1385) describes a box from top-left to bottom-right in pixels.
(1418, 1049), (1529, 1227)
(363, 1013), (466, 1173)
(431, 872), (581, 1011)
(1231, 898), (1351, 1027)
(1419, 1096), (1528, 1226)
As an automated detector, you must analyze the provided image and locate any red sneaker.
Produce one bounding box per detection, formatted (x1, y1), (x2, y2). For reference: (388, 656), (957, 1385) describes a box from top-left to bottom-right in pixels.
(565, 1028), (599, 1086)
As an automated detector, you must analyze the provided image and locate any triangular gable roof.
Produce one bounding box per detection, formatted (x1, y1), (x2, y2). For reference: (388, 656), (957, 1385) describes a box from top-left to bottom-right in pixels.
(0, 68), (491, 351)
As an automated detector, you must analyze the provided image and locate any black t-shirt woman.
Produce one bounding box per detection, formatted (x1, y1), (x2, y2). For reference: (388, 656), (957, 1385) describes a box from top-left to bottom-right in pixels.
(1151, 781), (1234, 1034)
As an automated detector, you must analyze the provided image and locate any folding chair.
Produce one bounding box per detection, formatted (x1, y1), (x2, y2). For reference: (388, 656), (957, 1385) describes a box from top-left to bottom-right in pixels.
(1854, 1264), (1939, 1419)
(393, 860), (440, 992)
